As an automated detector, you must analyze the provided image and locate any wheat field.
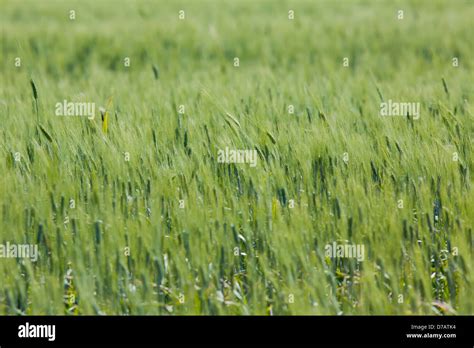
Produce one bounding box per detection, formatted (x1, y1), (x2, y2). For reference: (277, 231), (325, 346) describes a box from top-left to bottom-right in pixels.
(0, 0), (473, 315)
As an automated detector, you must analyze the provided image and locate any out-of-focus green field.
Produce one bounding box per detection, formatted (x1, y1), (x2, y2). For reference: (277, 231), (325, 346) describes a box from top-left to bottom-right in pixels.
(0, 0), (473, 315)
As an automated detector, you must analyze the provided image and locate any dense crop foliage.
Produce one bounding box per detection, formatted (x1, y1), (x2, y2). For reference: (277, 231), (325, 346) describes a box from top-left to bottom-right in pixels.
(0, 0), (472, 315)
